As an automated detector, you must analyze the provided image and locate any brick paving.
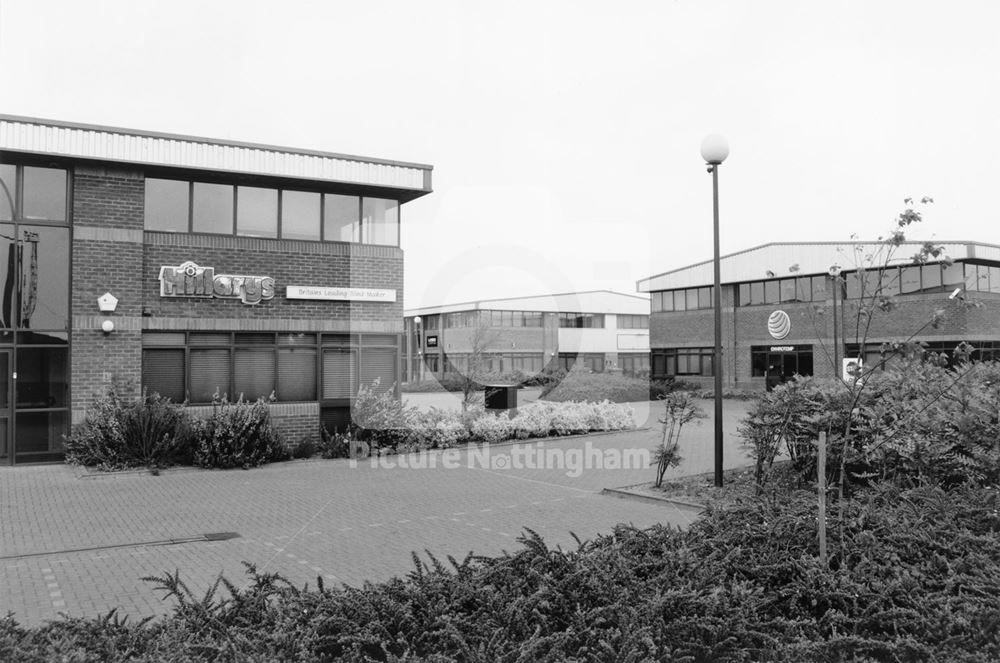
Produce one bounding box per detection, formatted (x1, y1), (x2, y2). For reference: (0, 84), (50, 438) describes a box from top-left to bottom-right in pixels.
(0, 400), (751, 627)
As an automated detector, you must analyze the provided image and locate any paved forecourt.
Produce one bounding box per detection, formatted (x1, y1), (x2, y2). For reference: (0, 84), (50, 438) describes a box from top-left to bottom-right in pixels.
(0, 400), (751, 626)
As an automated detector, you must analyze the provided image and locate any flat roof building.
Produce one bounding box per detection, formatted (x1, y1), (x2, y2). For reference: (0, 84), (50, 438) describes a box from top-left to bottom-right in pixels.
(404, 290), (651, 381)
(0, 114), (432, 464)
(638, 241), (1000, 390)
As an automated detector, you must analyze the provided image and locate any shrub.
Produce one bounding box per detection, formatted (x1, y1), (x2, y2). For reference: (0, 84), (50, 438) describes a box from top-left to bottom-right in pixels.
(408, 407), (469, 449)
(290, 437), (317, 459)
(349, 379), (414, 454)
(4, 484), (998, 661)
(652, 392), (704, 487)
(63, 387), (191, 470)
(318, 428), (352, 459)
(189, 396), (287, 469)
(469, 412), (515, 443)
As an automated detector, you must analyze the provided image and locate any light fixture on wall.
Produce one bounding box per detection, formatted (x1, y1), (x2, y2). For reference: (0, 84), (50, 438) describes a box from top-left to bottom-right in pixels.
(101, 319), (115, 334)
(98, 293), (118, 335)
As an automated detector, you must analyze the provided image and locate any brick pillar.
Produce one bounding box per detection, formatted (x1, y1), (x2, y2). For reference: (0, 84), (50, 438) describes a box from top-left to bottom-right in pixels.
(70, 166), (144, 423)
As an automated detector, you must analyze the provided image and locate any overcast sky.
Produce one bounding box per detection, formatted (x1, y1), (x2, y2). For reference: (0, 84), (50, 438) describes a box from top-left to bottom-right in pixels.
(2, 0), (997, 308)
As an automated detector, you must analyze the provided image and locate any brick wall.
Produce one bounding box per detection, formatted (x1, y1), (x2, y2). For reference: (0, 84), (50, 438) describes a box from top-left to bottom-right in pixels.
(71, 166), (145, 421)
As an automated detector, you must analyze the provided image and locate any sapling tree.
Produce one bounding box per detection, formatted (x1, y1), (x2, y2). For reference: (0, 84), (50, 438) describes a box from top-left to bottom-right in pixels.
(652, 391), (705, 487)
(456, 314), (501, 412)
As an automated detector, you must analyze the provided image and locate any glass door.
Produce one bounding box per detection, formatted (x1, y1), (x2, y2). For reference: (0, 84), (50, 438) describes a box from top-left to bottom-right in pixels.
(0, 349), (10, 465)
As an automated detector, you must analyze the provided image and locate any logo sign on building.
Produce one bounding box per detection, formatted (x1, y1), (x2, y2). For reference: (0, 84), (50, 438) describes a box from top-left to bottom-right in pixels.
(426, 335), (438, 348)
(286, 286), (397, 303)
(767, 310), (791, 340)
(159, 261), (275, 305)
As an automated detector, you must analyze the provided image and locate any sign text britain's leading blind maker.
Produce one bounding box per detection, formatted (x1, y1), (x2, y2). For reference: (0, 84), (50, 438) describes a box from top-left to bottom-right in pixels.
(159, 261), (275, 305)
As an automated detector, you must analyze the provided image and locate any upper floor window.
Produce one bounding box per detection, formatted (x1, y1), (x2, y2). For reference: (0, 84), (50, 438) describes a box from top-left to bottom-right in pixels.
(737, 276), (825, 306)
(558, 313), (605, 328)
(144, 177), (399, 246)
(618, 314), (649, 329)
(0, 165), (69, 223)
(651, 287), (712, 312)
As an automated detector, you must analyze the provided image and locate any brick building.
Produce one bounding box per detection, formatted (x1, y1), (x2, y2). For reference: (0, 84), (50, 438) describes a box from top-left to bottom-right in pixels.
(0, 115), (432, 464)
(403, 290), (651, 381)
(637, 242), (1000, 390)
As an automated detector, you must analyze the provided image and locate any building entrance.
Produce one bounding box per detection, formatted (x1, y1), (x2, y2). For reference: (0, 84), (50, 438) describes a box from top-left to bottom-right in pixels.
(752, 344), (814, 391)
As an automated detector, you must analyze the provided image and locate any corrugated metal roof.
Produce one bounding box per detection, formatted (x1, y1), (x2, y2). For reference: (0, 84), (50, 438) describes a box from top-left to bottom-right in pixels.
(637, 241), (1000, 292)
(0, 114), (432, 193)
(405, 290), (650, 316)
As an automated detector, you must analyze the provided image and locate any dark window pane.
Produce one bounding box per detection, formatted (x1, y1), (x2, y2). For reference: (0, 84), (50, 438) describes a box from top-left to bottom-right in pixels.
(278, 348), (316, 401)
(193, 183), (234, 234)
(22, 167), (66, 221)
(0, 224), (14, 328)
(750, 282), (763, 305)
(144, 179), (189, 232)
(15, 410), (67, 460)
(235, 333), (274, 345)
(362, 198), (399, 246)
(16, 347), (68, 408)
(764, 280), (779, 304)
(237, 186), (277, 238)
(190, 349), (231, 403)
(235, 348), (275, 401)
(21, 226), (69, 330)
(142, 349), (185, 402)
(324, 194), (359, 242)
(16, 331), (67, 345)
(0, 165), (15, 221)
(700, 353), (713, 376)
(281, 190), (321, 240)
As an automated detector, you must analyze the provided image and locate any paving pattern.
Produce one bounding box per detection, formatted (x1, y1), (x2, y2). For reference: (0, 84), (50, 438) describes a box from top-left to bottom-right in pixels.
(0, 400), (751, 626)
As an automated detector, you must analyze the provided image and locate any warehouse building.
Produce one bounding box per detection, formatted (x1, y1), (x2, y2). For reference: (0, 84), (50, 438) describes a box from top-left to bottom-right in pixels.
(0, 114), (432, 464)
(637, 241), (1000, 390)
(403, 290), (650, 382)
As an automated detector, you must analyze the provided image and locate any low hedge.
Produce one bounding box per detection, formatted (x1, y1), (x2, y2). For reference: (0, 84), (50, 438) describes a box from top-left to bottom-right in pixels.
(2, 484), (997, 660)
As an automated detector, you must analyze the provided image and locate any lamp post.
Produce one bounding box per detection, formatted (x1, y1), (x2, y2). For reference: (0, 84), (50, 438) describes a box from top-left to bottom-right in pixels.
(413, 316), (423, 383)
(701, 134), (729, 488)
(828, 265), (841, 378)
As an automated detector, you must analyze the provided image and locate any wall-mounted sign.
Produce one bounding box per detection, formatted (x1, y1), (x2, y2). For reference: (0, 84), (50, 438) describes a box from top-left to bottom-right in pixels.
(159, 261), (275, 305)
(426, 335), (438, 347)
(769, 346), (795, 352)
(286, 286), (397, 303)
(767, 310), (791, 339)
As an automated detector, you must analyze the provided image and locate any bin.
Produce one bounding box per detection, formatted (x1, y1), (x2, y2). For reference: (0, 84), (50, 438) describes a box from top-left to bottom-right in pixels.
(484, 384), (518, 411)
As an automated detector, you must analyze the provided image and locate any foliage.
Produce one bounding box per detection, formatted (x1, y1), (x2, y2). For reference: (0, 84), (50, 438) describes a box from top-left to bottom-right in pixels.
(63, 387), (191, 470)
(740, 359), (1000, 491)
(468, 410), (516, 443)
(3, 485), (998, 661)
(318, 428), (352, 459)
(348, 379), (413, 454)
(289, 436), (317, 459)
(407, 407), (469, 449)
(189, 395), (287, 469)
(652, 391), (704, 487)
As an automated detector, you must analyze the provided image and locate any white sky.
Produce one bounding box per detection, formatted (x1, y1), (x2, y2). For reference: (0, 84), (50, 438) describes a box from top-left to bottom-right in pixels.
(1, 0), (997, 308)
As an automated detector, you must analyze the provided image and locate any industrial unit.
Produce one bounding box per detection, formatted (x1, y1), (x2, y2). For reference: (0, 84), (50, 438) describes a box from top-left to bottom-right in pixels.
(0, 115), (432, 464)
(404, 290), (651, 381)
(638, 241), (1000, 390)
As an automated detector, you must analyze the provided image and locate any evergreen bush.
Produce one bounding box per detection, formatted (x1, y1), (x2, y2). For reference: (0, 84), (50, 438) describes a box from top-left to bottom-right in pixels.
(189, 396), (287, 469)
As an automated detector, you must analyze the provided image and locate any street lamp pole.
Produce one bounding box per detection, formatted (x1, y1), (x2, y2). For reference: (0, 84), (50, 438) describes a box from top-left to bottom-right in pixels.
(701, 134), (729, 488)
(414, 316), (423, 383)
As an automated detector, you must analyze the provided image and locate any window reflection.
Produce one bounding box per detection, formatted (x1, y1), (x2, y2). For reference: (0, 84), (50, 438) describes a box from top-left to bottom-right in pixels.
(19, 226), (69, 330)
(0, 165), (14, 221)
(193, 183), (234, 234)
(324, 194), (359, 242)
(22, 167), (67, 221)
(237, 186), (278, 238)
(281, 191), (321, 240)
(144, 179), (189, 232)
(362, 197), (399, 246)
